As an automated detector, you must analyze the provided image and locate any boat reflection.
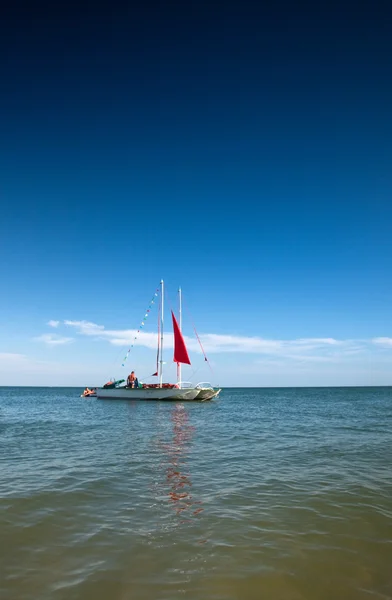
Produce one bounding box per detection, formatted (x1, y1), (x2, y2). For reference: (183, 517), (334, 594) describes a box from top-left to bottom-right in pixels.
(159, 404), (203, 521)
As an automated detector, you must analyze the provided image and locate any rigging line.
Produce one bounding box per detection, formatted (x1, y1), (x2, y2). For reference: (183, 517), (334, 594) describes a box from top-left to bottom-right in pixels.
(162, 285), (178, 369)
(187, 365), (202, 381)
(139, 370), (158, 381)
(182, 294), (215, 378)
(115, 284), (160, 371)
(111, 340), (129, 368)
(165, 286), (175, 319)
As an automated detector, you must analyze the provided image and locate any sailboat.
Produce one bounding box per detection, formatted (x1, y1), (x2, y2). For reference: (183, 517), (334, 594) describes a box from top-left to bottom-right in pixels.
(96, 280), (221, 401)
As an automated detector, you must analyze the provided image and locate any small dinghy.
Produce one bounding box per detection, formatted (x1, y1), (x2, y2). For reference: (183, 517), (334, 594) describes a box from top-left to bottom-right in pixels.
(81, 387), (97, 398)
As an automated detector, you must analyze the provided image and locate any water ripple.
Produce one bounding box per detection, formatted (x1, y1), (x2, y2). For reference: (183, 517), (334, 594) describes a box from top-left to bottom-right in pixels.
(1, 386), (392, 599)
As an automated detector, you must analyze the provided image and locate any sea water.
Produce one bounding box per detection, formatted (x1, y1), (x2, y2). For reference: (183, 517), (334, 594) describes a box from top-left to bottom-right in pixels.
(1, 386), (391, 599)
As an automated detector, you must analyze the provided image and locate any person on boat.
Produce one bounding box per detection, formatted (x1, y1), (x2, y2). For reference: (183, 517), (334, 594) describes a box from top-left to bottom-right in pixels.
(127, 371), (138, 388)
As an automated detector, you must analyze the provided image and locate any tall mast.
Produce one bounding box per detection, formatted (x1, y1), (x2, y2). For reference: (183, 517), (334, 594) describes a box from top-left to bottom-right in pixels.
(177, 287), (182, 388)
(159, 279), (164, 388)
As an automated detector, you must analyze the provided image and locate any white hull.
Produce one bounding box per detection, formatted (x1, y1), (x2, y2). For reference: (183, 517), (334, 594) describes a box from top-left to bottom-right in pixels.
(195, 388), (221, 401)
(96, 387), (200, 401)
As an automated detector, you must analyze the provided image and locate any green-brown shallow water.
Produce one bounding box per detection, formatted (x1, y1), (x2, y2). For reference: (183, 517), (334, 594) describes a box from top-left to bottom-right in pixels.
(1, 386), (392, 600)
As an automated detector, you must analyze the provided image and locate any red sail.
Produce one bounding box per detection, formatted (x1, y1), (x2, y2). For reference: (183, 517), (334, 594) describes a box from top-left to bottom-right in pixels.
(171, 311), (191, 365)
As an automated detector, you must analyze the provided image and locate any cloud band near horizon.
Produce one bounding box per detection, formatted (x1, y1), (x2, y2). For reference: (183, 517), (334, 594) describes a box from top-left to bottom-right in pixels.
(29, 319), (392, 362)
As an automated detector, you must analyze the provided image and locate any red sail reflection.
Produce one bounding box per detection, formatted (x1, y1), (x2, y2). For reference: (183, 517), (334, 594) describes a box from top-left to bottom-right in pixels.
(161, 405), (203, 520)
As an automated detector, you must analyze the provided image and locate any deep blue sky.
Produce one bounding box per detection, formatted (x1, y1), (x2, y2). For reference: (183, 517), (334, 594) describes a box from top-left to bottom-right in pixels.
(1, 1), (392, 385)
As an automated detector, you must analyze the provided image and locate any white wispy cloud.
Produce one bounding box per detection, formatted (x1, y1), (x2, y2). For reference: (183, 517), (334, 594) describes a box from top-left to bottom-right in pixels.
(0, 352), (28, 361)
(62, 319), (366, 361)
(372, 337), (392, 347)
(47, 320), (60, 328)
(64, 320), (104, 335)
(35, 334), (74, 346)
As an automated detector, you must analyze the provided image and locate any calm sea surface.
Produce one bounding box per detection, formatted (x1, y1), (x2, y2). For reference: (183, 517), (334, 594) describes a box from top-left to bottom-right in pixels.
(1, 387), (392, 600)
